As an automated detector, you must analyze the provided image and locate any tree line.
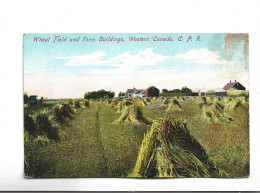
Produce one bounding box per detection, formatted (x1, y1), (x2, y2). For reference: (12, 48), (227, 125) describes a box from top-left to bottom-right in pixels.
(162, 86), (192, 94)
(84, 89), (115, 99)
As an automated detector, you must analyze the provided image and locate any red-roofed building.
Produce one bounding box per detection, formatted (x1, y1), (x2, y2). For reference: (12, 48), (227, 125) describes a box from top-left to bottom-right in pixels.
(126, 89), (134, 97)
(223, 80), (246, 90)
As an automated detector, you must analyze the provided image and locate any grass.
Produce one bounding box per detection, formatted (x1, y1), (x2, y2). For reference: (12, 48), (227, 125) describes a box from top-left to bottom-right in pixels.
(25, 102), (147, 177)
(24, 103), (55, 115)
(24, 96), (249, 178)
(227, 90), (249, 98)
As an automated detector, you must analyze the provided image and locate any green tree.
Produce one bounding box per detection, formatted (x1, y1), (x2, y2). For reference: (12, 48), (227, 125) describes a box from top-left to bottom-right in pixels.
(181, 86), (192, 93)
(162, 89), (169, 93)
(84, 89), (115, 99)
(171, 89), (181, 93)
(118, 92), (126, 97)
(24, 92), (30, 104)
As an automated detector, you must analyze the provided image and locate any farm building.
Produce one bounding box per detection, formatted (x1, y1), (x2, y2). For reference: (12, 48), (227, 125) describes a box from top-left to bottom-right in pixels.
(29, 95), (38, 105)
(144, 86), (160, 98)
(126, 88), (144, 97)
(192, 89), (227, 96)
(223, 80), (246, 90)
(126, 89), (134, 97)
(133, 90), (145, 98)
(126, 86), (160, 98)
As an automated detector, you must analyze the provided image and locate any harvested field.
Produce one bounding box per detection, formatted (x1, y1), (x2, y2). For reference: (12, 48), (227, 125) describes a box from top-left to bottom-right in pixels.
(24, 96), (249, 178)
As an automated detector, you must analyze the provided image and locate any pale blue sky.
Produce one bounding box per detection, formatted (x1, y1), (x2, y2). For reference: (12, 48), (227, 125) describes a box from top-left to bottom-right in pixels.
(24, 33), (248, 98)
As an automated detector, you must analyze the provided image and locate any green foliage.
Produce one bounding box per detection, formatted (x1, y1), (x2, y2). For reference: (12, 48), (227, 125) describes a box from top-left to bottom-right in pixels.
(74, 100), (81, 108)
(24, 92), (30, 104)
(162, 89), (168, 93)
(162, 87), (192, 94)
(84, 100), (90, 108)
(181, 86), (192, 93)
(84, 89), (115, 99)
(206, 90), (217, 96)
(162, 88), (181, 93)
(118, 91), (126, 97)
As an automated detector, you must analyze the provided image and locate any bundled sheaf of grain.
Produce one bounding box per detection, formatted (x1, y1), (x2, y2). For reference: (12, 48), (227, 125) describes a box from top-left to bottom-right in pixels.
(193, 97), (204, 104)
(131, 117), (227, 178)
(203, 96), (210, 104)
(68, 99), (73, 105)
(166, 98), (182, 111)
(224, 98), (248, 112)
(115, 100), (132, 113)
(51, 105), (64, 124)
(161, 98), (169, 105)
(24, 114), (38, 137)
(34, 111), (60, 141)
(202, 104), (233, 124)
(113, 105), (151, 126)
(214, 101), (224, 110)
(106, 99), (112, 105)
(237, 97), (249, 109)
(74, 100), (81, 108)
(222, 97), (232, 104)
(189, 96), (195, 100)
(131, 124), (158, 177)
(134, 98), (148, 106)
(61, 103), (74, 118)
(51, 104), (74, 125)
(84, 100), (90, 108)
(144, 97), (152, 104)
(213, 97), (221, 103)
(158, 96), (165, 102)
(198, 96), (215, 108)
(110, 97), (122, 107)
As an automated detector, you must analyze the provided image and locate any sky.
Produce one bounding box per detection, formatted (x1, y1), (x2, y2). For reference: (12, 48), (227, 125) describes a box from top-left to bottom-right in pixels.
(24, 33), (249, 99)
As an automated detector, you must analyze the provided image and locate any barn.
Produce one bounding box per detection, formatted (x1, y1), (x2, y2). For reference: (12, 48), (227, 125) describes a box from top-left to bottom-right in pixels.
(223, 80), (246, 90)
(144, 86), (160, 98)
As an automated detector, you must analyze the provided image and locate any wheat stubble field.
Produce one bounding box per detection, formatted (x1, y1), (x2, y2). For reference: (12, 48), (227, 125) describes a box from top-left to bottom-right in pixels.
(24, 95), (249, 178)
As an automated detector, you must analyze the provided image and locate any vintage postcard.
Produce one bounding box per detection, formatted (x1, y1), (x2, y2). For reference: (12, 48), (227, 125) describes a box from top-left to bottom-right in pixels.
(24, 33), (249, 178)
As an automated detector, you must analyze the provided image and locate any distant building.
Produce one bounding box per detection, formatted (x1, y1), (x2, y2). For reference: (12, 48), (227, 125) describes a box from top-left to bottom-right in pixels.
(126, 86), (160, 98)
(223, 80), (246, 90)
(192, 88), (226, 96)
(29, 95), (38, 105)
(144, 86), (160, 98)
(126, 88), (143, 97)
(126, 89), (134, 97)
(133, 90), (145, 98)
